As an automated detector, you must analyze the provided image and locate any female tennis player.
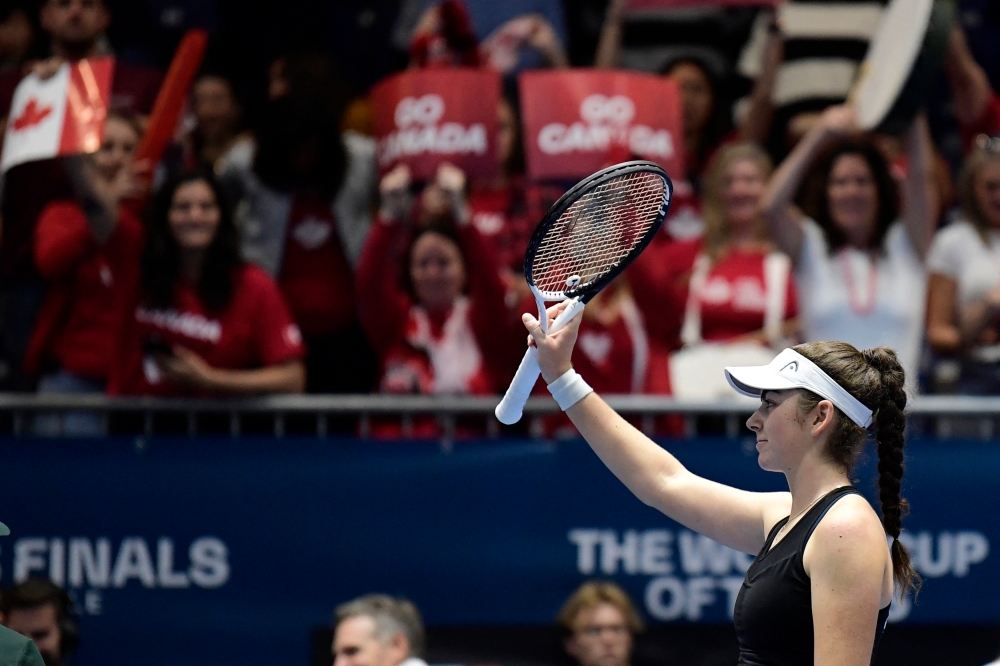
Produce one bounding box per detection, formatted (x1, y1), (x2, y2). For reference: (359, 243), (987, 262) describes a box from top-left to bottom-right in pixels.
(525, 303), (918, 665)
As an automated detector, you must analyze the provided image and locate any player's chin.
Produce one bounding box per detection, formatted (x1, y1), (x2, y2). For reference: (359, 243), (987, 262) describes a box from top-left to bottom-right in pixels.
(755, 448), (778, 472)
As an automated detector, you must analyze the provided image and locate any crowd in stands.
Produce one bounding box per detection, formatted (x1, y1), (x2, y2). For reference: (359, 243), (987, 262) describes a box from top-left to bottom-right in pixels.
(0, 0), (1000, 435)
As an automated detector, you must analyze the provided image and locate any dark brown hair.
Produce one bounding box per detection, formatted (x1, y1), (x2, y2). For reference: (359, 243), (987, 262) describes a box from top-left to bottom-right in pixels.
(794, 341), (920, 597)
(142, 169), (241, 313)
(800, 138), (899, 253)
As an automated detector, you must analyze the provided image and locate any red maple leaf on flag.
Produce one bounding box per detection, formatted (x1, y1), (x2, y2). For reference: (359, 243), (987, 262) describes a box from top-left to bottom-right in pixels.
(11, 98), (54, 131)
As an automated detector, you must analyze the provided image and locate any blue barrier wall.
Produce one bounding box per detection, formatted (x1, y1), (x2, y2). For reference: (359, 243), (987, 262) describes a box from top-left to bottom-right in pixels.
(0, 434), (996, 666)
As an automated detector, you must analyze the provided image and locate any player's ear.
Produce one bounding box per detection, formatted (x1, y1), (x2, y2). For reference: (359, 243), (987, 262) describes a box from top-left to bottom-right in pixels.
(809, 399), (836, 437)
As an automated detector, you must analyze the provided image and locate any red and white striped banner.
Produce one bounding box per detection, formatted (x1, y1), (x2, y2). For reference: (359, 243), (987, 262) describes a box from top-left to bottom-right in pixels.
(1, 57), (114, 172)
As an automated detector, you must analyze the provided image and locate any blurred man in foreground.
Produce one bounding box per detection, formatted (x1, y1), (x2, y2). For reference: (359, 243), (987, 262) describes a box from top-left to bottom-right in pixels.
(558, 581), (644, 666)
(1, 578), (77, 666)
(333, 594), (426, 666)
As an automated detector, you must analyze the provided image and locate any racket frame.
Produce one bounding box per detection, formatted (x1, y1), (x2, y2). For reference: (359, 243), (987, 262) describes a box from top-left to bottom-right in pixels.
(496, 160), (672, 425)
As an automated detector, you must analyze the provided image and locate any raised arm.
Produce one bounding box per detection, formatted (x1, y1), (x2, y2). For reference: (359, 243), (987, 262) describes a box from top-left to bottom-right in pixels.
(900, 114), (938, 259)
(943, 25), (992, 129)
(759, 105), (857, 264)
(355, 165), (414, 355)
(738, 13), (783, 146)
(524, 301), (791, 555)
(62, 154), (146, 245)
(594, 0), (626, 69)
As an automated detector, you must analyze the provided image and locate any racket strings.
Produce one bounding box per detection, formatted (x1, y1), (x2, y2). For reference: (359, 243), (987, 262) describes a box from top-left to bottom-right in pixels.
(531, 171), (665, 297)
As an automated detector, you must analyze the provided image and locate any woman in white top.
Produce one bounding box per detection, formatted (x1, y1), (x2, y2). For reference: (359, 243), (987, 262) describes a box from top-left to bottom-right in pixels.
(926, 138), (1000, 392)
(760, 105), (937, 394)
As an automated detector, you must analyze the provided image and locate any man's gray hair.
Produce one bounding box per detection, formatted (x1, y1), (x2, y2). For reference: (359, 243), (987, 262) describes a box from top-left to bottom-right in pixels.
(334, 594), (426, 658)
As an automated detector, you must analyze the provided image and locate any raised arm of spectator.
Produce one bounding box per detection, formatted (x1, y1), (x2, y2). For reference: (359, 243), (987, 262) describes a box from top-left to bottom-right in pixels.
(355, 164), (413, 356)
(900, 114), (937, 259)
(759, 105), (857, 264)
(739, 13), (783, 146)
(62, 155), (124, 244)
(459, 204), (520, 385)
(482, 15), (569, 73)
(525, 15), (569, 68)
(944, 25), (992, 129)
(594, 0), (626, 69)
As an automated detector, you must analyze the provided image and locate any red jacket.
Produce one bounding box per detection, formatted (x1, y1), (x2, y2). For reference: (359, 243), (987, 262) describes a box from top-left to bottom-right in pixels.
(355, 220), (520, 397)
(25, 202), (144, 380)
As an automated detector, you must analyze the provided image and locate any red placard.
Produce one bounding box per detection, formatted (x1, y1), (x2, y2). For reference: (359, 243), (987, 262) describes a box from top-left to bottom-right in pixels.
(371, 68), (500, 181)
(625, 0), (777, 9)
(519, 69), (684, 182)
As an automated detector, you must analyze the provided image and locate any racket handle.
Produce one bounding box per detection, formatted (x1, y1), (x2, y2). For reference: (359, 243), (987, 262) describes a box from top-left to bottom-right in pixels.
(495, 298), (585, 425)
(495, 346), (542, 425)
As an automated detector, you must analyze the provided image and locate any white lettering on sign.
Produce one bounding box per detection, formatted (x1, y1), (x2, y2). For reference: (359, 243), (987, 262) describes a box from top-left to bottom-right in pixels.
(537, 93), (675, 159)
(569, 528), (989, 623)
(10, 536), (231, 591)
(579, 95), (635, 125)
(395, 95), (445, 127)
(898, 530), (990, 578)
(645, 574), (746, 621)
(135, 307), (222, 344)
(378, 93), (488, 166)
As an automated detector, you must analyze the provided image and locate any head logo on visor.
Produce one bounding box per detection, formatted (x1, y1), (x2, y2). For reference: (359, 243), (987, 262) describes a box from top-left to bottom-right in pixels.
(724, 348), (873, 428)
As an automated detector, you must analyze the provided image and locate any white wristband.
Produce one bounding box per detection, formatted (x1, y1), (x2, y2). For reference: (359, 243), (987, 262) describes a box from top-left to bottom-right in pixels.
(547, 368), (593, 411)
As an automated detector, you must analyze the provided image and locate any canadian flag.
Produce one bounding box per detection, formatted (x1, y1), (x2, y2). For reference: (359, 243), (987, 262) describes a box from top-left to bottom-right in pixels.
(1, 57), (114, 172)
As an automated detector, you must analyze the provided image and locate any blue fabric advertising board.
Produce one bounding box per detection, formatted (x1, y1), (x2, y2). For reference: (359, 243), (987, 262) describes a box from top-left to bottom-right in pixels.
(0, 434), (996, 666)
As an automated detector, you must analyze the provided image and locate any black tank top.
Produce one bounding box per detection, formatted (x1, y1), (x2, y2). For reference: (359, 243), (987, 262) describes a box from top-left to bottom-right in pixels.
(733, 486), (891, 666)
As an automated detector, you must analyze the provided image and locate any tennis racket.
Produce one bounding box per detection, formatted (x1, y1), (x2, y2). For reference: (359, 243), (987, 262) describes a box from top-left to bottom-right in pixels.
(495, 160), (672, 425)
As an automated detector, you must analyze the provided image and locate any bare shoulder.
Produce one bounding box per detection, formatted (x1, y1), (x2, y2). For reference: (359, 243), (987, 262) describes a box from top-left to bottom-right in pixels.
(804, 494), (889, 577)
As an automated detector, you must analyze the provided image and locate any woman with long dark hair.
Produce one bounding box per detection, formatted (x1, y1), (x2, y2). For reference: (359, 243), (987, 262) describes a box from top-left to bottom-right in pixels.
(523, 297), (918, 664)
(110, 170), (305, 396)
(760, 105), (937, 393)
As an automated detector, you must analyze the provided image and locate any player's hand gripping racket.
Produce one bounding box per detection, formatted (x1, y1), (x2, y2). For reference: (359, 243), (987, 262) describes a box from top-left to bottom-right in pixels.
(495, 161), (672, 424)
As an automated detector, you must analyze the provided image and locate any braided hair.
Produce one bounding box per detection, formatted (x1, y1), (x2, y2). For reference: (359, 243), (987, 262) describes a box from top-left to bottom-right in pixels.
(794, 341), (921, 597)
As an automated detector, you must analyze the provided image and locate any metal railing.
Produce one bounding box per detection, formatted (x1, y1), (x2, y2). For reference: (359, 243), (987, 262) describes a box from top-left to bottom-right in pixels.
(1, 393), (999, 443)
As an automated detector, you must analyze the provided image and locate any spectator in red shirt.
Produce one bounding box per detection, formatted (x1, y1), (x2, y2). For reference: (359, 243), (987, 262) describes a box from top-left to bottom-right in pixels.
(27, 112), (144, 435)
(635, 143), (798, 399)
(357, 163), (518, 412)
(110, 170), (306, 396)
(0, 0), (162, 390)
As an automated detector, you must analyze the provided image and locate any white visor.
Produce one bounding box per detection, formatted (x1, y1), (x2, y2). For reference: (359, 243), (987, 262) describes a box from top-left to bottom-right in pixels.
(725, 348), (873, 428)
